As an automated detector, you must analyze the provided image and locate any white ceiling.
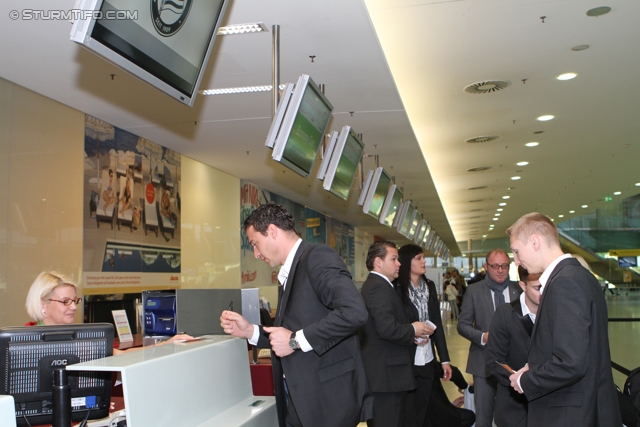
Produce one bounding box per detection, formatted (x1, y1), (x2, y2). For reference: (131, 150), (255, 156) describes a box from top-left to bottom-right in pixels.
(2, 0), (639, 257)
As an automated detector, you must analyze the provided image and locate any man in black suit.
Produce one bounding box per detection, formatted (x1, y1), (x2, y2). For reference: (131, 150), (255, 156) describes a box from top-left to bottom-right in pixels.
(359, 241), (433, 427)
(486, 266), (541, 427)
(506, 212), (621, 427)
(220, 204), (373, 427)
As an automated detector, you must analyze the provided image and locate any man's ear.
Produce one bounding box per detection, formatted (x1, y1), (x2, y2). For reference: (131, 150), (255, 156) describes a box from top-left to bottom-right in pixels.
(267, 224), (277, 239)
(530, 234), (541, 251)
(519, 281), (527, 292)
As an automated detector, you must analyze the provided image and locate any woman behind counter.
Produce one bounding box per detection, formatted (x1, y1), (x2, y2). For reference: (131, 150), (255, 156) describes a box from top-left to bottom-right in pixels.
(25, 271), (191, 353)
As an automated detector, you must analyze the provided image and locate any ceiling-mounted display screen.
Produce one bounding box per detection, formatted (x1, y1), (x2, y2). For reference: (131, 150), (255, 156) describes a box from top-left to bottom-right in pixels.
(407, 211), (421, 240)
(316, 131), (339, 180)
(70, 0), (229, 107)
(379, 185), (403, 228)
(272, 75), (334, 178)
(357, 170), (374, 206)
(362, 167), (392, 220)
(397, 202), (414, 236)
(415, 220), (429, 244)
(323, 126), (365, 200)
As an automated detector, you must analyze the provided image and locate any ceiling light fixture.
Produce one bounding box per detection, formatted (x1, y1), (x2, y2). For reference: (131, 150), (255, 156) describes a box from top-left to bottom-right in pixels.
(492, 218), (499, 221)
(497, 208), (503, 212)
(586, 6), (611, 17)
(217, 22), (268, 35)
(516, 161), (529, 166)
(557, 73), (577, 81)
(569, 210), (575, 213)
(502, 196), (510, 200)
(499, 202), (507, 206)
(495, 213), (500, 217)
(525, 142), (539, 147)
(201, 84), (286, 95)
(614, 191), (621, 195)
(537, 115), (555, 121)
(558, 215), (564, 218)
(511, 176), (521, 180)
(582, 205), (588, 208)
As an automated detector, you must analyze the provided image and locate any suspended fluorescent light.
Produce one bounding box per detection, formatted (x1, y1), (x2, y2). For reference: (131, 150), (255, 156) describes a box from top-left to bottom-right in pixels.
(218, 23), (268, 35)
(201, 84), (286, 95)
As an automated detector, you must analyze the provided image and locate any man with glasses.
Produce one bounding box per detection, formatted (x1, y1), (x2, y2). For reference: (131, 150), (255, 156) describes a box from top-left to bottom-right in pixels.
(457, 249), (521, 427)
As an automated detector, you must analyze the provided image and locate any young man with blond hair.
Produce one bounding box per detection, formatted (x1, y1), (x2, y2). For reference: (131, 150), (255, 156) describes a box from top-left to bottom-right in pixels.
(506, 212), (620, 427)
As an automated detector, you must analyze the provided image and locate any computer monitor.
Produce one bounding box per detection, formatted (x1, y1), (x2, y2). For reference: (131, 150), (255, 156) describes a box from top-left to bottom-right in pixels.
(407, 211), (421, 240)
(379, 185), (403, 228)
(618, 256), (638, 267)
(70, 0), (229, 107)
(271, 75), (334, 178)
(316, 131), (339, 180)
(0, 324), (114, 426)
(323, 126), (366, 200)
(397, 202), (415, 236)
(357, 170), (374, 206)
(362, 167), (392, 220)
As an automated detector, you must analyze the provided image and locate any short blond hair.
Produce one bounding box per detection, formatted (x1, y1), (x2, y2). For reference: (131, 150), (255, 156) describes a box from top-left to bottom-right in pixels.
(25, 271), (78, 321)
(506, 212), (559, 247)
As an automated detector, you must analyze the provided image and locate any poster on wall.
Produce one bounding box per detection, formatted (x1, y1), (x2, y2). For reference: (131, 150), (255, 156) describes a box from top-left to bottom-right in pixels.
(240, 182), (305, 292)
(83, 115), (181, 288)
(305, 208), (326, 244)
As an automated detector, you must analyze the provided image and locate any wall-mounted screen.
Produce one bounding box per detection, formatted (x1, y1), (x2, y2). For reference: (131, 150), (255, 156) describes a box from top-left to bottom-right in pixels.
(70, 0), (229, 107)
(407, 211), (421, 240)
(316, 131), (339, 180)
(397, 202), (414, 236)
(323, 126), (365, 200)
(362, 167), (392, 220)
(414, 220), (429, 244)
(618, 256), (638, 267)
(379, 185), (403, 227)
(357, 170), (374, 206)
(272, 75), (334, 178)
(421, 224), (432, 247)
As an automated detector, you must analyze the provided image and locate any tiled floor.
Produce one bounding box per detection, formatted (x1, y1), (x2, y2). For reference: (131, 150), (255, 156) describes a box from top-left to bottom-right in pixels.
(358, 291), (639, 426)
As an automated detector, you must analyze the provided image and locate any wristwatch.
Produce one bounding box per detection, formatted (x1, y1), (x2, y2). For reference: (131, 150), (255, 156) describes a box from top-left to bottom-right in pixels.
(289, 331), (300, 351)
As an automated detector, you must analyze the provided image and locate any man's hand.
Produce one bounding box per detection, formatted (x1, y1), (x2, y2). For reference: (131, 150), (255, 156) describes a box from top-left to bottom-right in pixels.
(263, 326), (294, 357)
(509, 364), (529, 394)
(220, 310), (254, 339)
(413, 321), (435, 339)
(442, 363), (452, 381)
(482, 331), (490, 344)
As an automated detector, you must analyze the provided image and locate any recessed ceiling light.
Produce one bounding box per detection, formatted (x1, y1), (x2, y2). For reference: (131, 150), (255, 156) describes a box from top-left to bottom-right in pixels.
(636, 183), (640, 187)
(537, 115), (555, 121)
(516, 161), (529, 166)
(558, 215), (564, 218)
(493, 218), (499, 221)
(482, 235), (487, 238)
(582, 205), (588, 208)
(497, 208), (503, 212)
(614, 191), (621, 195)
(511, 176), (521, 180)
(557, 73), (577, 81)
(586, 6), (611, 17)
(201, 84), (285, 95)
(218, 22), (268, 35)
(569, 210), (575, 213)
(495, 213), (501, 217)
(502, 196), (510, 199)
(526, 142), (539, 147)
(499, 203), (507, 206)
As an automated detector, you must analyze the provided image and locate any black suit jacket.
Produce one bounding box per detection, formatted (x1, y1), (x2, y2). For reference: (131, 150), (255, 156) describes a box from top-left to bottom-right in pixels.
(521, 258), (621, 427)
(486, 298), (530, 427)
(359, 272), (416, 392)
(398, 276), (451, 365)
(256, 242), (373, 427)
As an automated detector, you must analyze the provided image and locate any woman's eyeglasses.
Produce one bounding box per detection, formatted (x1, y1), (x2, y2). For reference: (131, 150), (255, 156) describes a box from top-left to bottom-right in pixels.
(48, 298), (82, 306)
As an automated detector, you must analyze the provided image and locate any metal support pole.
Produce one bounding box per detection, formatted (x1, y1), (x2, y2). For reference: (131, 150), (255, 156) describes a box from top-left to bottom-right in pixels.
(272, 25), (280, 118)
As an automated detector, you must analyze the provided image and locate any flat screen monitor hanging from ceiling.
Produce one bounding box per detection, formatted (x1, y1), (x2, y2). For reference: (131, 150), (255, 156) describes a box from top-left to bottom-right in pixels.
(362, 167), (392, 220)
(322, 126), (366, 201)
(269, 75), (334, 178)
(397, 202), (414, 236)
(379, 185), (403, 228)
(70, 0), (229, 107)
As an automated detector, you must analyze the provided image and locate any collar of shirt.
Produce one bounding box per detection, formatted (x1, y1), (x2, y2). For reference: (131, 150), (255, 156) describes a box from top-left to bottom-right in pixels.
(519, 291), (536, 323)
(370, 270), (394, 287)
(278, 238), (303, 289)
(539, 253), (572, 294)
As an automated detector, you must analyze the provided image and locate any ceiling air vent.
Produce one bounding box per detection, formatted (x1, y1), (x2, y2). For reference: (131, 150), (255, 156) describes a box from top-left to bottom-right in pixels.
(468, 199), (485, 203)
(466, 135), (499, 144)
(466, 166), (492, 173)
(467, 186), (487, 190)
(464, 80), (511, 94)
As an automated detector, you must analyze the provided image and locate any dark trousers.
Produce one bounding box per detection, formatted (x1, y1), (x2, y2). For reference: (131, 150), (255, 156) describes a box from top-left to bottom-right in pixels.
(284, 379), (303, 427)
(403, 362), (435, 427)
(367, 391), (407, 427)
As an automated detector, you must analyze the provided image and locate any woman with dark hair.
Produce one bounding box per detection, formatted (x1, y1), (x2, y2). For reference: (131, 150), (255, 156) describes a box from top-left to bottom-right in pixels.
(396, 244), (452, 427)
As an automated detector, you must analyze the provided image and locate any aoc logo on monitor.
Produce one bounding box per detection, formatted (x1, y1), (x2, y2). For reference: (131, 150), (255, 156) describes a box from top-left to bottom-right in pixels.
(151, 0), (192, 37)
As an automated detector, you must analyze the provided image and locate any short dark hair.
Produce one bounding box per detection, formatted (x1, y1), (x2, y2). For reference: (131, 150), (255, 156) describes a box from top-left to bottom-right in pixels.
(518, 265), (541, 284)
(243, 203), (299, 236)
(366, 240), (396, 271)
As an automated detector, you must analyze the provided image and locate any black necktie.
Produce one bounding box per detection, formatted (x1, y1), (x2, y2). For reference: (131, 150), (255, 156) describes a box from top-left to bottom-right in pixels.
(521, 315), (534, 336)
